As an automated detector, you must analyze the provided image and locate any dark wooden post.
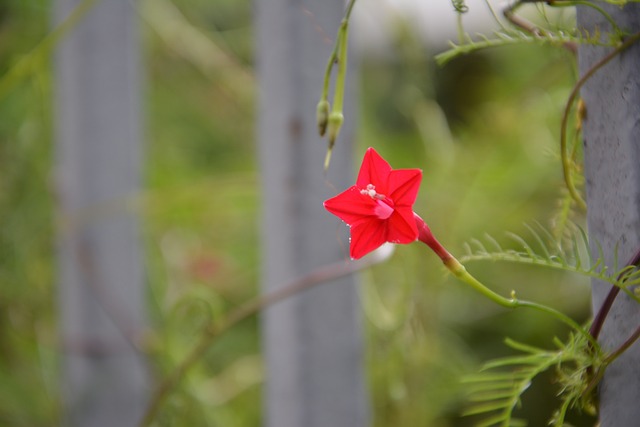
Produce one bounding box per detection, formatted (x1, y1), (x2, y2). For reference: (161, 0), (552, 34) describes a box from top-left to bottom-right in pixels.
(53, 1), (148, 426)
(578, 5), (640, 426)
(256, 0), (369, 426)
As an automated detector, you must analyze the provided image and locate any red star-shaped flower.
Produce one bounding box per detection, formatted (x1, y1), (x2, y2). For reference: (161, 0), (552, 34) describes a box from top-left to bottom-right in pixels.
(324, 147), (422, 259)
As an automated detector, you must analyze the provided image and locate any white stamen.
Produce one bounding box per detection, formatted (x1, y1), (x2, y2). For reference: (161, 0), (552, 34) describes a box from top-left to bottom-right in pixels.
(360, 184), (378, 198)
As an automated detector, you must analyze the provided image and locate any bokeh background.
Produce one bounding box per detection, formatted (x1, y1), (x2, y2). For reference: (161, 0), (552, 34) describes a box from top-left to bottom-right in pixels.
(0, 0), (594, 425)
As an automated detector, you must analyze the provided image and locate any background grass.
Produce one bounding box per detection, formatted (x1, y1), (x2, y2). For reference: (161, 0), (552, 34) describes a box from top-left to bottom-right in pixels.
(0, 1), (595, 426)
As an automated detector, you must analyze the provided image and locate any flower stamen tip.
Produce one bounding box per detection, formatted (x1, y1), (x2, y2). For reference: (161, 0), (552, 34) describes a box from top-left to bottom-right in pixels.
(360, 184), (377, 198)
(360, 183), (387, 200)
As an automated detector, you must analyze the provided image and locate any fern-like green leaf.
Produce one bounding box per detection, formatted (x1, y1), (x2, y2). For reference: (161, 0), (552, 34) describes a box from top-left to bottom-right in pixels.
(458, 225), (640, 303)
(463, 333), (602, 426)
(602, 0), (640, 4)
(435, 28), (610, 65)
(463, 352), (557, 426)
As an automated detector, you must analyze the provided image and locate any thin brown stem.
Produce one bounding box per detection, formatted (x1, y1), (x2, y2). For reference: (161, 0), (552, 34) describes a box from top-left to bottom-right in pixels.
(584, 315), (640, 403)
(589, 247), (640, 340)
(580, 249), (640, 401)
(138, 248), (391, 427)
(503, 1), (577, 53)
(604, 325), (640, 365)
(589, 286), (620, 339)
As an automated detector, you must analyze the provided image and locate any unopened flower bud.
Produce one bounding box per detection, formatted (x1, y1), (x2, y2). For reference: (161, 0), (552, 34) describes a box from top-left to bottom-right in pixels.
(327, 112), (344, 147)
(316, 100), (330, 136)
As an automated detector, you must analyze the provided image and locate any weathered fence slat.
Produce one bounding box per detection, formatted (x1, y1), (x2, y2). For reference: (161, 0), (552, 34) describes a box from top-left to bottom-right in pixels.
(578, 5), (640, 426)
(256, 0), (369, 426)
(53, 1), (147, 426)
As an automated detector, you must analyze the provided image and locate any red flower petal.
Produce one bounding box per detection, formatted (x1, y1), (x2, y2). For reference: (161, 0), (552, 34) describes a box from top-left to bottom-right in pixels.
(386, 207), (419, 243)
(356, 148), (392, 193)
(349, 218), (387, 259)
(324, 147), (424, 259)
(387, 169), (422, 206)
(323, 186), (379, 226)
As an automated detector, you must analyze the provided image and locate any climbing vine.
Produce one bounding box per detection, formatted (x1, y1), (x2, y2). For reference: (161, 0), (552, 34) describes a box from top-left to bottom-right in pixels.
(318, 0), (640, 425)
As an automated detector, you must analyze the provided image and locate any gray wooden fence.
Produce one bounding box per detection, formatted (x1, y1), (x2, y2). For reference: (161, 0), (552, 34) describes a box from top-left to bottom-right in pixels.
(53, 1), (147, 426)
(256, 0), (369, 426)
(578, 4), (640, 426)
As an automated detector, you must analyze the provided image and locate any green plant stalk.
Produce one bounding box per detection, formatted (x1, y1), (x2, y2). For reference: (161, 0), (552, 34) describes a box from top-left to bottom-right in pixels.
(319, 0), (357, 104)
(330, 21), (349, 117)
(324, 19), (349, 170)
(453, 0), (467, 44)
(415, 217), (596, 346)
(560, 30), (640, 211)
(456, 13), (464, 44)
(482, 0), (507, 31)
(445, 257), (597, 347)
(0, 0), (98, 101)
(320, 42), (338, 108)
(570, 99), (585, 162)
(320, 0), (357, 170)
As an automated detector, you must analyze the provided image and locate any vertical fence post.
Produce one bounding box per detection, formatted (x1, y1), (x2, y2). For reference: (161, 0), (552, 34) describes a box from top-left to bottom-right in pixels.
(578, 5), (640, 426)
(53, 1), (147, 426)
(256, 0), (369, 426)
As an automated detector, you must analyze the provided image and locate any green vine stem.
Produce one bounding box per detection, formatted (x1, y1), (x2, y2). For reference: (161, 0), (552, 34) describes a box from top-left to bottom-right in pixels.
(319, 0), (357, 106)
(138, 246), (391, 427)
(324, 20), (348, 170)
(319, 0), (358, 170)
(448, 257), (598, 347)
(560, 30), (640, 211)
(452, 0), (468, 44)
(415, 215), (597, 347)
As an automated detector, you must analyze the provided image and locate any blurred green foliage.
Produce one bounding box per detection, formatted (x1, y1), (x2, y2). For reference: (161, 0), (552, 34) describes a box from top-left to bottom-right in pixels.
(0, 1), (596, 426)
(0, 1), (58, 426)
